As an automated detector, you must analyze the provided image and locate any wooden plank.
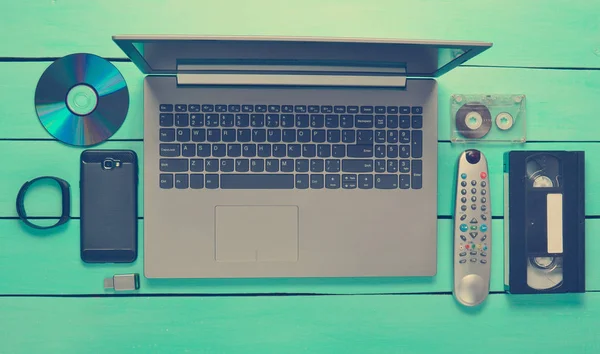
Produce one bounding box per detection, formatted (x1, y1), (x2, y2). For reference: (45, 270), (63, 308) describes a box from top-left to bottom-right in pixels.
(2, 294), (600, 353)
(1, 0), (599, 68)
(2, 62), (599, 142)
(2, 217), (598, 295)
(1, 141), (598, 218)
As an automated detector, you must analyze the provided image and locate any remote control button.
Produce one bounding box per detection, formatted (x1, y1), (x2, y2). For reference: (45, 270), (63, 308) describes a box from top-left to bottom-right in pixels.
(460, 214), (467, 221)
(481, 181), (487, 187)
(461, 189), (467, 195)
(470, 258), (477, 263)
(460, 235), (467, 241)
(483, 245), (488, 251)
(476, 244), (482, 250)
(480, 172), (487, 179)
(470, 225), (477, 231)
(460, 224), (468, 232)
(480, 224), (488, 232)
(461, 181), (467, 187)
(471, 188), (477, 194)
(471, 204), (477, 210)
(471, 180), (477, 186)
(465, 244), (470, 249)
(465, 150), (481, 164)
(470, 218), (478, 224)
(481, 205), (487, 211)
(480, 235), (487, 241)
(470, 232), (478, 238)
(460, 251), (467, 256)
(470, 251), (477, 255)
(481, 189), (487, 195)
(461, 173), (467, 179)
(471, 196), (477, 202)
(481, 214), (487, 221)
(461, 205), (467, 211)
(481, 197), (487, 203)
(480, 252), (487, 257)
(461, 197), (467, 203)
(480, 259), (487, 264)
(460, 259), (467, 264)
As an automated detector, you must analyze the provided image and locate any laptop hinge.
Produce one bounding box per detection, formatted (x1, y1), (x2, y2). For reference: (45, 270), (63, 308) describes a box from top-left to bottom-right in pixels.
(175, 64), (407, 88)
(177, 73), (406, 88)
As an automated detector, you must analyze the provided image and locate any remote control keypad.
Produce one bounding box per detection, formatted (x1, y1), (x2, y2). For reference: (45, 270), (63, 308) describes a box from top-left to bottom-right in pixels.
(457, 176), (489, 265)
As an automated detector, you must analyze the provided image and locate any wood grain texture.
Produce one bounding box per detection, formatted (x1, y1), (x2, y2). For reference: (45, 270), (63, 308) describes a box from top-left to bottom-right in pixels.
(0, 0), (599, 68)
(2, 294), (600, 354)
(1, 217), (598, 295)
(2, 141), (598, 219)
(2, 63), (599, 142)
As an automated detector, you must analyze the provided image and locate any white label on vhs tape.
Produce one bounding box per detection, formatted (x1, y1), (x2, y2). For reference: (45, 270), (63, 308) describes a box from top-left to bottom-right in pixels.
(547, 193), (563, 254)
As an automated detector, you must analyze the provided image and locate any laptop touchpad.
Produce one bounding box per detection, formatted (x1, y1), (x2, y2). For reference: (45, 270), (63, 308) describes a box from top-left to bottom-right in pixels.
(215, 206), (298, 262)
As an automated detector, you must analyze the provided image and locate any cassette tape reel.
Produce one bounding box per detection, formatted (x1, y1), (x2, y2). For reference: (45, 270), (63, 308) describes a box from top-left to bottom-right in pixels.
(525, 154), (563, 290)
(450, 94), (526, 143)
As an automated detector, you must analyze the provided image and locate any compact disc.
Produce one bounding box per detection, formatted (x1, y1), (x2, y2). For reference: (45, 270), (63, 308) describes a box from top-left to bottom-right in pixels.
(455, 103), (492, 139)
(34, 53), (129, 146)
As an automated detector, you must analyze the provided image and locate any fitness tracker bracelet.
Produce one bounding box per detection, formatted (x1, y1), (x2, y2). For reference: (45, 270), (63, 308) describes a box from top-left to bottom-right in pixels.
(16, 176), (71, 229)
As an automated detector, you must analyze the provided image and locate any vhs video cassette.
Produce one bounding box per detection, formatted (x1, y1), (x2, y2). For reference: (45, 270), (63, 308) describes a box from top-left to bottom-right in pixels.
(451, 94), (526, 143)
(504, 151), (585, 294)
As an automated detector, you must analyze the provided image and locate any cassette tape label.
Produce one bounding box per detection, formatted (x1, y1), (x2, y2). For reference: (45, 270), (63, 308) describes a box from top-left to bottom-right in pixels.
(547, 193), (563, 254)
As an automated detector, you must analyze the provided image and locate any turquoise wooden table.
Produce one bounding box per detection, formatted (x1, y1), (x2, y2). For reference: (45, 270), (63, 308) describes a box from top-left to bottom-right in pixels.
(1, 0), (600, 352)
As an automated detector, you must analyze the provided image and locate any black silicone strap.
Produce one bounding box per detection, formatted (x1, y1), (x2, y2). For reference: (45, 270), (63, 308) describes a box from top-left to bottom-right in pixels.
(16, 176), (71, 229)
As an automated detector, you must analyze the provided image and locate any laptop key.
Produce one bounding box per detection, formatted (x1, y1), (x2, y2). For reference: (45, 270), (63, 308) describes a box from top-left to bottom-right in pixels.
(268, 105), (280, 113)
(190, 159), (203, 172)
(192, 129), (206, 143)
(412, 160), (423, 189)
(267, 129), (281, 142)
(189, 104), (201, 112)
(257, 144), (270, 157)
(400, 145), (410, 158)
(296, 174), (309, 189)
(220, 159), (234, 172)
(190, 174), (204, 189)
(387, 115), (399, 128)
(342, 130), (355, 143)
(375, 145), (385, 158)
(334, 106), (346, 113)
(205, 159), (218, 172)
(355, 115), (373, 128)
(327, 130), (341, 143)
(282, 129), (296, 143)
(310, 159), (324, 172)
(375, 106), (386, 114)
(266, 114), (280, 127)
(312, 129), (326, 143)
(340, 115), (354, 128)
(160, 113), (174, 126)
(399, 115), (410, 128)
(317, 144), (331, 157)
(281, 114), (294, 127)
(160, 159), (188, 172)
(375, 115), (386, 129)
(242, 104), (253, 112)
(281, 159), (294, 172)
(375, 174), (398, 189)
(296, 114), (309, 128)
(342, 159), (373, 172)
(358, 174), (373, 189)
(207, 129), (220, 142)
(310, 174), (324, 189)
(412, 130), (423, 158)
(176, 129), (190, 142)
(213, 173), (297, 189)
(400, 106), (410, 114)
(400, 174), (410, 189)
(175, 104), (187, 112)
(325, 159), (340, 172)
(347, 106), (359, 114)
(302, 144), (316, 158)
(332, 145), (345, 158)
(228, 104), (240, 112)
(237, 129), (251, 142)
(215, 105), (227, 112)
(266, 159), (279, 172)
(252, 129), (267, 143)
(175, 114), (189, 127)
(255, 105), (267, 113)
(347, 145), (373, 158)
(175, 174), (189, 189)
(222, 129), (236, 142)
(412, 115), (423, 129)
(160, 144), (180, 157)
(399, 130), (410, 143)
(202, 104), (214, 112)
(297, 129), (310, 143)
(242, 144), (256, 157)
(296, 159), (309, 172)
(206, 114), (219, 126)
(251, 159), (265, 172)
(273, 144), (286, 157)
(160, 104), (173, 112)
(400, 159), (410, 173)
(235, 114), (249, 127)
(282, 105), (293, 113)
(205, 174), (219, 189)
(357, 130), (373, 144)
(235, 159), (250, 172)
(197, 144), (210, 157)
(190, 114), (204, 127)
(212, 144), (226, 157)
(159, 174), (173, 189)
(326, 174), (340, 189)
(220, 114), (234, 127)
(387, 106), (398, 114)
(227, 144), (241, 157)
(412, 106), (423, 114)
(159, 129), (175, 142)
(251, 114), (265, 127)
(375, 159), (386, 172)
(182, 144), (195, 157)
(311, 114), (325, 128)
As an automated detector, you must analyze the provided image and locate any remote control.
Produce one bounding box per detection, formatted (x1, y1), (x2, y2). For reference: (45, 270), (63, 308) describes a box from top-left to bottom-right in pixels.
(453, 149), (491, 307)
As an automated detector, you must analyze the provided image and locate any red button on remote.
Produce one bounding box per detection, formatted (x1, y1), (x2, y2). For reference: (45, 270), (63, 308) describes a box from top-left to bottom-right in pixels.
(480, 172), (487, 179)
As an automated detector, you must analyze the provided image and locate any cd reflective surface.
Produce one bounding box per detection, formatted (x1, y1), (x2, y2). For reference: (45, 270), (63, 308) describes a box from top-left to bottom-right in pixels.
(34, 53), (129, 146)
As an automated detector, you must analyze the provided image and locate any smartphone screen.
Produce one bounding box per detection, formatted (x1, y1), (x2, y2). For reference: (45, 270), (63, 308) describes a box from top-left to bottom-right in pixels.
(80, 149), (138, 263)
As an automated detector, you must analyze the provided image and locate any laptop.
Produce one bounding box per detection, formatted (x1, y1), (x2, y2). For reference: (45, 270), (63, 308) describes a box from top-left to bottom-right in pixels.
(113, 35), (491, 279)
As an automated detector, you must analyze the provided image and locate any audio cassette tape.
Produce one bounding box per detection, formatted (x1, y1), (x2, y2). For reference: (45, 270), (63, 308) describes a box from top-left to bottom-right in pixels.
(504, 151), (585, 294)
(451, 94), (526, 143)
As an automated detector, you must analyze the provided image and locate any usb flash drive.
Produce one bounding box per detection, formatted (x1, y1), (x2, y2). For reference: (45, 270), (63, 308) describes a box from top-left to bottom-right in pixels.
(104, 273), (140, 291)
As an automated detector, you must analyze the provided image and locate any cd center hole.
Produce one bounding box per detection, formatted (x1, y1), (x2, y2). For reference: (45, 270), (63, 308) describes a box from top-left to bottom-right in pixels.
(75, 93), (90, 107)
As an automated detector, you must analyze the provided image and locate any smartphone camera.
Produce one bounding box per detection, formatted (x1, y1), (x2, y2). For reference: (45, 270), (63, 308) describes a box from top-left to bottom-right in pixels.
(103, 158), (115, 170)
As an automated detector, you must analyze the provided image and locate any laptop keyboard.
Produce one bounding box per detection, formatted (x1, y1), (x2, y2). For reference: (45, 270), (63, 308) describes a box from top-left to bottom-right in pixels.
(157, 103), (423, 190)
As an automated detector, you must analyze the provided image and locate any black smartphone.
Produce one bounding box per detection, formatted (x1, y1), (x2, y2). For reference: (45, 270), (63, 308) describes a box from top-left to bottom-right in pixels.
(80, 149), (138, 263)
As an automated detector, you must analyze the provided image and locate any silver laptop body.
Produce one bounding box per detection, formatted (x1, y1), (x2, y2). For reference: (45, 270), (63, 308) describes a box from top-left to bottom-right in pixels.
(113, 35), (491, 279)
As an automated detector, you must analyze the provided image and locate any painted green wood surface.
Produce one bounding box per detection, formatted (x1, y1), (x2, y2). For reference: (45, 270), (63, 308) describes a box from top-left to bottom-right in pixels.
(1, 0), (599, 69)
(2, 294), (600, 354)
(1, 217), (599, 295)
(1, 0), (600, 352)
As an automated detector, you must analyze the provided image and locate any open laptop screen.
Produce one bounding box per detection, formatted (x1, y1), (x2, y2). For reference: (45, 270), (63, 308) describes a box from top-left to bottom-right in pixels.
(113, 35), (491, 77)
